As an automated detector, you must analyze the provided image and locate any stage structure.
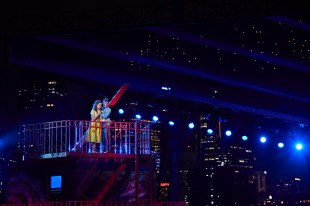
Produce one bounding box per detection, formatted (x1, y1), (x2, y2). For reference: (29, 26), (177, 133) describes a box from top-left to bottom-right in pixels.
(4, 120), (185, 206)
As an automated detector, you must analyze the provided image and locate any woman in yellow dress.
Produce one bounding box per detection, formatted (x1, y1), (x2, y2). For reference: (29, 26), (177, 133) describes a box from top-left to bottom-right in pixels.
(87, 99), (102, 153)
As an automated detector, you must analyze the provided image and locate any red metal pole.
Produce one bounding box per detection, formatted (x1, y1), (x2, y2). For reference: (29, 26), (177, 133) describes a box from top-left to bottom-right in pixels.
(109, 83), (129, 106)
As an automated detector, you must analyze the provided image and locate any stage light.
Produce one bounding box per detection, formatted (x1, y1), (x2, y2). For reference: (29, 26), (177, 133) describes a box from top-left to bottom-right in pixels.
(188, 122), (194, 129)
(152, 115), (159, 122)
(296, 143), (303, 150)
(225, 130), (232, 136)
(135, 114), (141, 119)
(242, 135), (248, 141)
(161, 86), (171, 90)
(207, 129), (213, 135)
(168, 121), (175, 126)
(278, 142), (284, 148)
(118, 108), (124, 114)
(260, 136), (267, 143)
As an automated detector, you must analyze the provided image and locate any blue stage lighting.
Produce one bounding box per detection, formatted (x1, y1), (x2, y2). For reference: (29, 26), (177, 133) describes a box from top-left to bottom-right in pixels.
(278, 142), (284, 148)
(152, 116), (159, 122)
(168, 121), (175, 126)
(188, 122), (194, 129)
(260, 136), (267, 143)
(296, 143), (303, 150)
(225, 130), (232, 136)
(242, 135), (248, 141)
(135, 114), (141, 119)
(207, 129), (213, 135)
(118, 108), (124, 114)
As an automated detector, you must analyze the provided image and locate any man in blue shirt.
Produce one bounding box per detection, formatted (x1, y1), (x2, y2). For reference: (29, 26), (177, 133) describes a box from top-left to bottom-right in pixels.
(100, 97), (111, 153)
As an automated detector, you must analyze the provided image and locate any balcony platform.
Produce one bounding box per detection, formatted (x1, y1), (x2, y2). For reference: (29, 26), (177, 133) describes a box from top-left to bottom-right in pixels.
(38, 152), (152, 159)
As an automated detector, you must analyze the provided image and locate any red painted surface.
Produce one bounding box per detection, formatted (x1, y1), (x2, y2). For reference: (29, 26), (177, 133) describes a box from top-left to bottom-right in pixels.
(109, 83), (130, 106)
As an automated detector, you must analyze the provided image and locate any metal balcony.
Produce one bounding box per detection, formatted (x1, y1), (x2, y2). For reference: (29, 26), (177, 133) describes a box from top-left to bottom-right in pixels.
(21, 120), (151, 159)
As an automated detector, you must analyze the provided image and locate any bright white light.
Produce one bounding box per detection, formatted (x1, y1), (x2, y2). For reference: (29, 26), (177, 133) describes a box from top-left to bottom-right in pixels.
(207, 129), (213, 134)
(188, 122), (194, 129)
(296, 143), (303, 150)
(168, 121), (174, 126)
(135, 114), (141, 119)
(118, 108), (124, 114)
(225, 130), (232, 136)
(152, 116), (159, 122)
(242, 136), (248, 141)
(278, 142), (284, 148)
(260, 136), (267, 143)
(161, 86), (171, 90)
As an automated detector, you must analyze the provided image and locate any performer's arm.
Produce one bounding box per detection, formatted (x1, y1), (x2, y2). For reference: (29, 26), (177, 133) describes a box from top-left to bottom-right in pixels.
(101, 108), (111, 119)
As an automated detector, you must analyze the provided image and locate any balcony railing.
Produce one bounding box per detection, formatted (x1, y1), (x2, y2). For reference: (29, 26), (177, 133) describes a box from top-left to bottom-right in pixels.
(21, 120), (151, 159)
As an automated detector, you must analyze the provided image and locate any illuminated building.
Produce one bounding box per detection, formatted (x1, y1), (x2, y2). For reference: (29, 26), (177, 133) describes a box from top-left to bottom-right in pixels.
(150, 126), (161, 175)
(188, 115), (256, 205)
(159, 181), (170, 201)
(18, 76), (67, 123)
(274, 176), (303, 197)
(255, 170), (267, 204)
(179, 152), (197, 206)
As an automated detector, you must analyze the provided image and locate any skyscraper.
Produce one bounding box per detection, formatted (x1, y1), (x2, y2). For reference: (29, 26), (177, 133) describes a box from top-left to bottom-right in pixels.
(18, 75), (67, 123)
(188, 115), (256, 205)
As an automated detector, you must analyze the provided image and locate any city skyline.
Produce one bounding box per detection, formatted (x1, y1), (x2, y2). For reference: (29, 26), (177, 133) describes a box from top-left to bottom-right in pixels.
(2, 1), (310, 204)
(5, 70), (310, 196)
(1, 70), (310, 205)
